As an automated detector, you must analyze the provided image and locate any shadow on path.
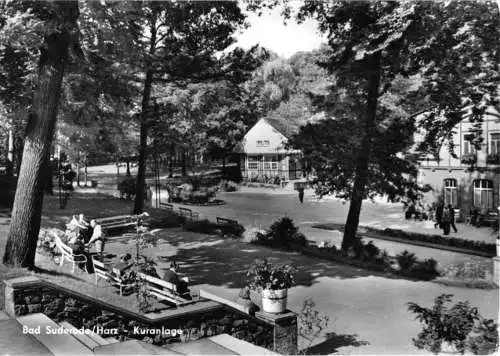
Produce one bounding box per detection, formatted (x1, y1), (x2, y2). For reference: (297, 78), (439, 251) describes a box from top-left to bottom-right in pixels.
(158, 231), (416, 289)
(304, 332), (370, 355)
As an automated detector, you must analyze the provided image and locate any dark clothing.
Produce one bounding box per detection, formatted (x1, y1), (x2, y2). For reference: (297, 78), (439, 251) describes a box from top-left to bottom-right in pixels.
(448, 208), (458, 233)
(163, 269), (190, 297)
(298, 188), (304, 203)
(442, 222), (451, 235)
(434, 205), (443, 228)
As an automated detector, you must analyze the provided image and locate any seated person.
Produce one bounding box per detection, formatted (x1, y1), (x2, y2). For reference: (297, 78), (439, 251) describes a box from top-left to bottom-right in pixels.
(78, 214), (92, 242)
(86, 219), (105, 259)
(163, 262), (191, 300)
(67, 233), (86, 255)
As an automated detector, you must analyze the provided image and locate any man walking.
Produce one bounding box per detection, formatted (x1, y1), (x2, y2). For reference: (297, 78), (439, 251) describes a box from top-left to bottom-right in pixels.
(434, 203), (443, 229)
(448, 204), (458, 233)
(298, 187), (305, 204)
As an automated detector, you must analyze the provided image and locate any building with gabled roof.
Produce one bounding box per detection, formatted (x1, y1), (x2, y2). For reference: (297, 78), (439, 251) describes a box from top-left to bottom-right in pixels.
(237, 118), (303, 182)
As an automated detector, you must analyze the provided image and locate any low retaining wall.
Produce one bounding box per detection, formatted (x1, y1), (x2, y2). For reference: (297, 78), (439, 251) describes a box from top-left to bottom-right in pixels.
(4, 277), (274, 350)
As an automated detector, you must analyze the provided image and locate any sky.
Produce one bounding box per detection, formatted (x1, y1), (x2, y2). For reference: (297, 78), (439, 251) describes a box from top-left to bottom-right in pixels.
(231, 5), (327, 58)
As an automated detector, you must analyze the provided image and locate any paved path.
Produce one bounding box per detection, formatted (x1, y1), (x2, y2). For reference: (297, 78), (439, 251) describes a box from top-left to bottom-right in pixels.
(150, 189), (496, 270)
(106, 229), (498, 355)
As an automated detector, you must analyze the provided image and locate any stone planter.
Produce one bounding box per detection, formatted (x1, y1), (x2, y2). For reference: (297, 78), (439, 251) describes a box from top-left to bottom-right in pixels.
(261, 289), (287, 314)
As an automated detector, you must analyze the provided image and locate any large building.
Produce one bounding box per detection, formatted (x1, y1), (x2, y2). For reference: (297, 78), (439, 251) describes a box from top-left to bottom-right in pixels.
(416, 106), (500, 219)
(238, 118), (303, 182)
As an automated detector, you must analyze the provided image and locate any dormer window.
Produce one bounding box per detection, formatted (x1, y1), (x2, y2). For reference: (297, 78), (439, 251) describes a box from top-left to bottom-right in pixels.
(257, 140), (270, 147)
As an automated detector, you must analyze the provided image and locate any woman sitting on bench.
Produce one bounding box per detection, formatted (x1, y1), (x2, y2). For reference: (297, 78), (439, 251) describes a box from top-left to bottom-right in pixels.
(162, 262), (191, 300)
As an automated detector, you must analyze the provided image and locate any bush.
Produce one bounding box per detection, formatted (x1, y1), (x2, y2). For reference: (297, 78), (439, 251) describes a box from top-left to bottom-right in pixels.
(255, 217), (306, 249)
(409, 258), (440, 280)
(363, 240), (381, 261)
(242, 228), (266, 243)
(183, 219), (245, 238)
(396, 250), (418, 271)
(218, 180), (238, 192)
(407, 294), (498, 354)
(382, 228), (495, 255)
(148, 211), (183, 228)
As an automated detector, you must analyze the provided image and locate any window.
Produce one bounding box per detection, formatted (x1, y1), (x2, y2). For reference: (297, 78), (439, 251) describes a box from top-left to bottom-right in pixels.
(263, 156), (278, 170)
(247, 156), (259, 170)
(490, 133), (500, 154)
(443, 178), (458, 207)
(463, 133), (475, 154)
(473, 179), (494, 210)
(257, 140), (270, 147)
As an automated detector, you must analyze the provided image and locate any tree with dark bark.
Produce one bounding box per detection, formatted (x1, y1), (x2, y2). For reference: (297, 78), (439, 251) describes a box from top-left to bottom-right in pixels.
(3, 0), (82, 268)
(292, 0), (499, 252)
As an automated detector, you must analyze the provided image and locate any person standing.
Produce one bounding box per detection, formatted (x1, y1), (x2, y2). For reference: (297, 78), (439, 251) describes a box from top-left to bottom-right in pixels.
(448, 204), (458, 233)
(87, 219), (105, 260)
(441, 206), (451, 235)
(298, 187), (305, 204)
(434, 203), (443, 229)
(145, 184), (153, 208)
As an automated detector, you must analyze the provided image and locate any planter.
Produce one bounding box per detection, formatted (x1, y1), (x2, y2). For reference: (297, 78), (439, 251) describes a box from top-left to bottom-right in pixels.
(261, 289), (287, 314)
(496, 239), (500, 257)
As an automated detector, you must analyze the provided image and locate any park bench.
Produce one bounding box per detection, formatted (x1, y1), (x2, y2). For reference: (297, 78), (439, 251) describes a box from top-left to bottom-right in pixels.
(178, 207), (199, 222)
(160, 202), (174, 211)
(54, 234), (88, 273)
(96, 215), (136, 232)
(92, 258), (134, 296)
(138, 272), (194, 307)
(216, 217), (239, 226)
(480, 210), (499, 227)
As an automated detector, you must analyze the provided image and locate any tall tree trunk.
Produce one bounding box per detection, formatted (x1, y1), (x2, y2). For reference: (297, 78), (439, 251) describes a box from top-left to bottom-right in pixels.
(6, 128), (14, 177)
(341, 52), (381, 253)
(133, 10), (157, 214)
(3, 1), (79, 268)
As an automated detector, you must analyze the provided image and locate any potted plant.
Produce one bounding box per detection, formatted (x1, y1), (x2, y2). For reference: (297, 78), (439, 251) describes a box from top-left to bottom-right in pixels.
(246, 258), (297, 313)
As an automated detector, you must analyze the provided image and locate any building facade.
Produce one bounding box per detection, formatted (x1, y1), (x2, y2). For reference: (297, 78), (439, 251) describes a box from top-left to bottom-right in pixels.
(417, 106), (500, 219)
(239, 118), (303, 182)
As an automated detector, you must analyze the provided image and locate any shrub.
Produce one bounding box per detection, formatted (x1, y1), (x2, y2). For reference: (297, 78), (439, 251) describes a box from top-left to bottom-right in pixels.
(363, 240), (380, 261)
(409, 258), (440, 280)
(256, 217), (306, 249)
(218, 221), (245, 238)
(396, 250), (417, 271)
(407, 294), (498, 354)
(183, 219), (219, 235)
(246, 258), (297, 290)
(219, 180), (238, 192)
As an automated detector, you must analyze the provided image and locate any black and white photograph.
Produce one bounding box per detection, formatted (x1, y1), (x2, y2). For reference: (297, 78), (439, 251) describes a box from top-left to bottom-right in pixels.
(0, 0), (499, 355)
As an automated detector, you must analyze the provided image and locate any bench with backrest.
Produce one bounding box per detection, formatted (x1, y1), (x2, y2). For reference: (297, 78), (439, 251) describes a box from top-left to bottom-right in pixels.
(92, 258), (135, 296)
(481, 210), (499, 227)
(54, 234), (88, 273)
(138, 272), (193, 307)
(96, 215), (136, 232)
(216, 217), (239, 226)
(178, 207), (199, 222)
(160, 202), (174, 211)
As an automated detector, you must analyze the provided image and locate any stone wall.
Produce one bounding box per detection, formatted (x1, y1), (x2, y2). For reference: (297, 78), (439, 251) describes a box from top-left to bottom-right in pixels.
(12, 284), (274, 349)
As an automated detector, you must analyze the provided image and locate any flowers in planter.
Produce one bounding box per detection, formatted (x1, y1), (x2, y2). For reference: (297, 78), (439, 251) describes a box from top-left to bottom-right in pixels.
(486, 153), (500, 165)
(246, 258), (297, 291)
(460, 153), (477, 165)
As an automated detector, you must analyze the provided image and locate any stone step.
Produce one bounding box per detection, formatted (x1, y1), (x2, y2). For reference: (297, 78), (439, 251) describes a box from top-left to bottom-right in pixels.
(17, 313), (94, 356)
(209, 334), (281, 355)
(58, 321), (101, 350)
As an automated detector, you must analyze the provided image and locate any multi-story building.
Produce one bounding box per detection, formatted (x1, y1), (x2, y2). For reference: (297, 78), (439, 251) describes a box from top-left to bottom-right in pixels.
(416, 106), (500, 219)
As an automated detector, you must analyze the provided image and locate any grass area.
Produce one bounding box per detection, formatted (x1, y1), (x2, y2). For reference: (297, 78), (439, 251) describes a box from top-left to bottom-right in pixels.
(0, 191), (183, 313)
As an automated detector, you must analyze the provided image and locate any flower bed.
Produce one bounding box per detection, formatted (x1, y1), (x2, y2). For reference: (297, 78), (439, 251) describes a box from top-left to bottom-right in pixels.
(382, 228), (495, 255)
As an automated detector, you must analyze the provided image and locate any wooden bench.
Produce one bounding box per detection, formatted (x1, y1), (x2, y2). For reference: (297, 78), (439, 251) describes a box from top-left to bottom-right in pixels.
(178, 207), (199, 222)
(138, 272), (194, 307)
(96, 215), (136, 232)
(92, 258), (134, 296)
(216, 217), (239, 225)
(54, 234), (88, 273)
(160, 202), (174, 211)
